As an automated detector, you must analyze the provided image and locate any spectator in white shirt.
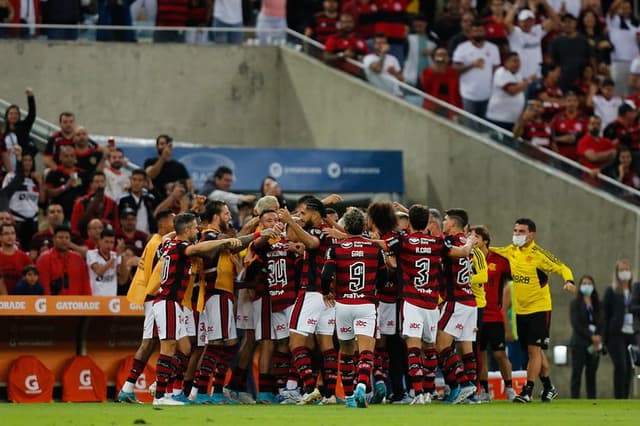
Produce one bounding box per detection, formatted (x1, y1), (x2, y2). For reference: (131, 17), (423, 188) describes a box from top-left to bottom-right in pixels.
(104, 148), (130, 200)
(452, 20), (501, 122)
(86, 228), (128, 296)
(363, 33), (405, 97)
(587, 78), (624, 129)
(403, 14), (438, 87)
(505, 4), (559, 79)
(607, 0), (640, 95)
(487, 52), (537, 130)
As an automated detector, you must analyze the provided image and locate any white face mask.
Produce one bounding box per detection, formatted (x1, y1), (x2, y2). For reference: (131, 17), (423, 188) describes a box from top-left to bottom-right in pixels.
(618, 270), (632, 281)
(512, 234), (527, 247)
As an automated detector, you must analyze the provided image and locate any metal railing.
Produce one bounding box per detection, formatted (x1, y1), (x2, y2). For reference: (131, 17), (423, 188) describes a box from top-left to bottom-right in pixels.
(1, 22), (639, 206)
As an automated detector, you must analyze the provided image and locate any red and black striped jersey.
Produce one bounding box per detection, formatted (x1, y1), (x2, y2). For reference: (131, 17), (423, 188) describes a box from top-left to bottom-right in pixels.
(442, 233), (476, 307)
(304, 224), (338, 292)
(324, 236), (386, 304)
(373, 0), (409, 43)
(199, 228), (222, 297)
(522, 119), (552, 148)
(156, 238), (192, 304)
(550, 111), (589, 161)
(387, 231), (446, 309)
(156, 0), (189, 27)
(45, 131), (74, 164)
(252, 238), (300, 312)
(377, 231), (401, 303)
(308, 12), (339, 44)
(484, 251), (511, 323)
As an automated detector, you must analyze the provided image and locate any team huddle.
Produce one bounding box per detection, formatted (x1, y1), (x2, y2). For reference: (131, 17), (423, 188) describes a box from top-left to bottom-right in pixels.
(116, 194), (576, 407)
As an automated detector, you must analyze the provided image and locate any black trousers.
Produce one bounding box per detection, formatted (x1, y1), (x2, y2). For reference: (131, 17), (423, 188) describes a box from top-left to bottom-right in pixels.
(570, 346), (600, 399)
(606, 333), (636, 399)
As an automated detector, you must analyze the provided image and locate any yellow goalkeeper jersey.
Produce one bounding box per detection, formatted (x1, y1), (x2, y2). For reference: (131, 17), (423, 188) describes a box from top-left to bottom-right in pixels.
(470, 247), (488, 308)
(491, 241), (573, 315)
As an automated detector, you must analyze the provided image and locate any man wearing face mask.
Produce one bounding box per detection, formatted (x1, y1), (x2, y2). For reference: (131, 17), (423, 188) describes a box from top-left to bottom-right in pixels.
(577, 115), (618, 174)
(491, 218), (575, 403)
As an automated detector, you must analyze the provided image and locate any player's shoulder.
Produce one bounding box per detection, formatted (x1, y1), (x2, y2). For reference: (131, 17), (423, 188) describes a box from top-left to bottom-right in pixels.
(531, 243), (561, 263)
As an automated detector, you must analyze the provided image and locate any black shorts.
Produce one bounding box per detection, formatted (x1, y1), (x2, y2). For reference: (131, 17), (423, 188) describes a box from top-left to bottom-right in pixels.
(516, 311), (551, 349)
(478, 321), (506, 352)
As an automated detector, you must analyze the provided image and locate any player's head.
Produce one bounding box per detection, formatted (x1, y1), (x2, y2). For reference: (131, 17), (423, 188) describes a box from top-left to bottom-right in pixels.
(259, 209), (279, 229)
(395, 211), (409, 231)
(98, 228), (116, 252)
(443, 208), (468, 235)
(427, 208), (442, 236)
(408, 204), (430, 232)
(298, 197), (324, 228)
(174, 212), (198, 243)
(343, 208), (366, 236)
(513, 218), (536, 247)
(202, 200), (231, 230)
(155, 210), (175, 234)
(470, 225), (490, 249)
(367, 201), (397, 235)
(255, 195), (280, 216)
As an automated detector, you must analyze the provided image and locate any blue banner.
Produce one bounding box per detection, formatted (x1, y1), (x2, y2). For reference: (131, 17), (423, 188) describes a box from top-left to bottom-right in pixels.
(119, 145), (404, 193)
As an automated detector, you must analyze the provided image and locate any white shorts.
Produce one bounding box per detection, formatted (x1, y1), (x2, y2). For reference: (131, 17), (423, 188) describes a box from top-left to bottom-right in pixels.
(439, 301), (477, 342)
(289, 292), (336, 336)
(196, 311), (207, 347)
(183, 307), (196, 337)
(377, 301), (398, 336)
(335, 302), (376, 341)
(254, 299), (293, 341)
(142, 300), (158, 340)
(235, 288), (254, 330)
(204, 293), (237, 342)
(401, 301), (439, 343)
(152, 299), (187, 341)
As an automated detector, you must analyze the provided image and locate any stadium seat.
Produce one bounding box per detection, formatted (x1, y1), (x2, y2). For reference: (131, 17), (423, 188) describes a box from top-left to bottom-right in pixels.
(116, 355), (156, 403)
(62, 355), (107, 402)
(8, 355), (55, 403)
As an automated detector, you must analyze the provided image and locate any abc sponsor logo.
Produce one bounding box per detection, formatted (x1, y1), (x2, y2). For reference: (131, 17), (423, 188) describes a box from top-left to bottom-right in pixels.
(354, 320), (368, 327)
(340, 327), (353, 333)
(275, 324), (287, 332)
(24, 375), (42, 394)
(455, 323), (464, 330)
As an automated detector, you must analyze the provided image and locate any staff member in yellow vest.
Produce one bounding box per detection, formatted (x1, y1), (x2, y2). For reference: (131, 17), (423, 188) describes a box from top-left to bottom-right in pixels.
(491, 218), (575, 403)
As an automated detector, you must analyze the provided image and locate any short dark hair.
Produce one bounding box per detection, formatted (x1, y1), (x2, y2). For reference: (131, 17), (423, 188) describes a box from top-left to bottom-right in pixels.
(515, 218), (536, 232)
(409, 204), (430, 231)
(343, 208), (365, 235)
(156, 134), (173, 146)
(131, 168), (146, 178)
(155, 209), (174, 222)
(174, 213), (197, 234)
(201, 200), (227, 223)
(53, 225), (72, 236)
(214, 166), (233, 179)
(100, 228), (116, 239)
(22, 264), (39, 276)
(374, 32), (387, 39)
(504, 51), (519, 61)
(302, 197), (325, 216)
(367, 201), (397, 235)
(91, 171), (106, 181)
(470, 225), (491, 246)
(445, 208), (469, 228)
(0, 223), (14, 234)
(59, 112), (74, 122)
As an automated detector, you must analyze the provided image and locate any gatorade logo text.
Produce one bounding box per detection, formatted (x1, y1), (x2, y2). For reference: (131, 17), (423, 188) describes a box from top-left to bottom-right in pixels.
(25, 375), (42, 394)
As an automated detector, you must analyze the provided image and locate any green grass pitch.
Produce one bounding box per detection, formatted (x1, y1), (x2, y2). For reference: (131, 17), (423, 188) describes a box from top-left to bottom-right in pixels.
(1, 400), (637, 426)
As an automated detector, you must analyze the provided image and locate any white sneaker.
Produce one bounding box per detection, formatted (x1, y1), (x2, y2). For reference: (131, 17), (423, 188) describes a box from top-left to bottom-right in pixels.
(153, 396), (185, 406)
(318, 395), (337, 405)
(297, 388), (322, 405)
(478, 391), (492, 402)
(237, 391), (256, 404)
(223, 388), (241, 404)
(423, 393), (433, 404)
(279, 389), (302, 404)
(148, 381), (156, 396)
(409, 393), (426, 405)
(506, 387), (517, 401)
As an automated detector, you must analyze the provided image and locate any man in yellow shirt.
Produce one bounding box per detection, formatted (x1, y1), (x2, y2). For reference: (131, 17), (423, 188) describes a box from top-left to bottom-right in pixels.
(491, 218), (576, 403)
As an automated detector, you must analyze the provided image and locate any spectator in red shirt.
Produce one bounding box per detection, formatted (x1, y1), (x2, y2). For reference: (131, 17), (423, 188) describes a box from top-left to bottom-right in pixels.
(577, 115), (618, 172)
(551, 92), (589, 161)
(36, 226), (91, 295)
(116, 207), (149, 257)
(324, 12), (369, 76)
(420, 47), (462, 118)
(342, 0), (378, 40)
(0, 223), (32, 294)
(43, 111), (75, 170)
(482, 0), (509, 55)
(527, 62), (564, 121)
(30, 203), (87, 261)
(604, 145), (640, 189)
(603, 101), (640, 152)
(305, 0), (340, 44)
(514, 99), (553, 148)
(70, 171), (119, 239)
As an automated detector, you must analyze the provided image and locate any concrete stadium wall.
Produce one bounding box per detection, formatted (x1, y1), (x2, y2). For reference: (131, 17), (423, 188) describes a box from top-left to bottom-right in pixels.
(3, 40), (639, 397)
(0, 41), (281, 146)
